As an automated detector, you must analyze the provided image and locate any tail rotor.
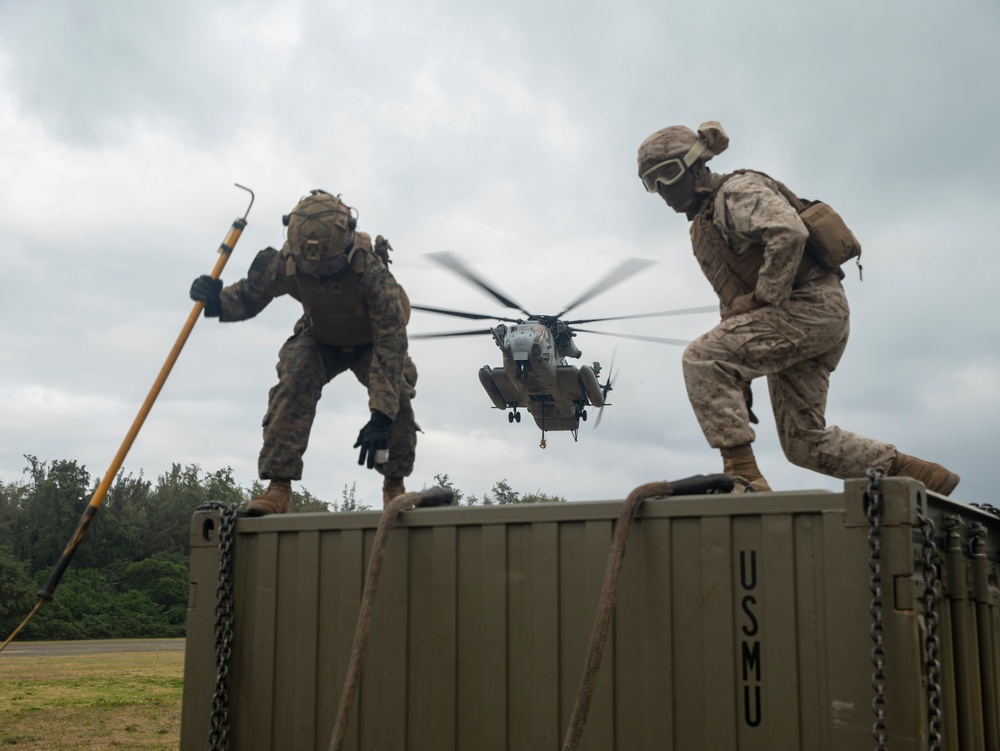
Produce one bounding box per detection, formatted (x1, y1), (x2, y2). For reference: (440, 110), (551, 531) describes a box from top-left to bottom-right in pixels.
(594, 348), (618, 429)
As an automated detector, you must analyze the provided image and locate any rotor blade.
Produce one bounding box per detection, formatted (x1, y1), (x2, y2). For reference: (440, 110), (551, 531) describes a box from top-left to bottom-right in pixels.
(411, 303), (521, 323)
(573, 327), (690, 346)
(604, 346), (617, 391)
(410, 328), (494, 340)
(565, 305), (717, 325)
(595, 400), (608, 428)
(594, 347), (617, 429)
(555, 257), (656, 318)
(425, 251), (531, 317)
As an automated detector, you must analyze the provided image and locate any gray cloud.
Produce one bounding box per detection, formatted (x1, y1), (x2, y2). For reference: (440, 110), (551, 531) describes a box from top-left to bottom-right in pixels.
(0, 0), (995, 505)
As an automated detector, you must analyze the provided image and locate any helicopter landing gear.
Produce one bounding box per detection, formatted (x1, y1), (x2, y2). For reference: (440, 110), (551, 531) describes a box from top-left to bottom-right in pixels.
(508, 408), (521, 423)
(571, 428), (579, 442)
(574, 407), (588, 422)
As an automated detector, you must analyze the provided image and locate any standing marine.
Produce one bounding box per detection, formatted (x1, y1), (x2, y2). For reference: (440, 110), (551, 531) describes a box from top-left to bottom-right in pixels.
(637, 121), (959, 494)
(190, 189), (419, 513)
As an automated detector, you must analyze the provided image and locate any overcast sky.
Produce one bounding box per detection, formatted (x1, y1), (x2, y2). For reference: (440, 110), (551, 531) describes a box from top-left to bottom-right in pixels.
(1, 0), (997, 509)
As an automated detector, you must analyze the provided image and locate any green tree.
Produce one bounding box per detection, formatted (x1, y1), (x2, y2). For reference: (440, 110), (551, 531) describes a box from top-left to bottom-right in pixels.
(122, 554), (190, 631)
(0, 545), (35, 636)
(25, 567), (167, 640)
(78, 469), (150, 569)
(487, 479), (520, 505)
(291, 485), (331, 513)
(429, 474), (479, 506)
(330, 483), (369, 512)
(0, 478), (28, 555)
(435, 476), (565, 506)
(482, 479), (566, 505)
(144, 464), (217, 557)
(204, 466), (246, 506)
(21, 456), (92, 571)
(519, 490), (567, 503)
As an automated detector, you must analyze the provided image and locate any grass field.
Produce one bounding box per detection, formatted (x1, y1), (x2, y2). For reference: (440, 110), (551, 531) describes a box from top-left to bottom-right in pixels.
(0, 646), (183, 750)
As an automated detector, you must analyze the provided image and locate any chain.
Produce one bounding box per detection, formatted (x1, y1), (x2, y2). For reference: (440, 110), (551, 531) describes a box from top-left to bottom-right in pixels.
(971, 502), (1000, 520)
(197, 501), (238, 751)
(863, 468), (888, 750)
(917, 509), (943, 751)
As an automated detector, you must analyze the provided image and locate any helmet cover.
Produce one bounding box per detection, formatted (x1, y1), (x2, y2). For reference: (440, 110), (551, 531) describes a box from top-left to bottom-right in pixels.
(286, 191), (356, 269)
(637, 121), (729, 176)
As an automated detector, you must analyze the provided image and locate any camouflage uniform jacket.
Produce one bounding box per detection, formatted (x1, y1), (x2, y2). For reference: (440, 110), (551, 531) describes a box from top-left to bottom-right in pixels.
(691, 171), (830, 317)
(217, 242), (409, 421)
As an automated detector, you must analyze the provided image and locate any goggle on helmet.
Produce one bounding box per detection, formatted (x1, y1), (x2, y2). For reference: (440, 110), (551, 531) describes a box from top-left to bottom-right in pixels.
(639, 138), (710, 193)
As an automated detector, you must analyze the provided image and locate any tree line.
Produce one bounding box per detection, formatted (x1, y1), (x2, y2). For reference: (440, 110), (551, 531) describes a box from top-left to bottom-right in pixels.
(0, 457), (563, 641)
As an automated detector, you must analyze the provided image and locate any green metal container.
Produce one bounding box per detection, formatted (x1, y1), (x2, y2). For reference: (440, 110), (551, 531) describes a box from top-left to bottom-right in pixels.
(180, 478), (1000, 750)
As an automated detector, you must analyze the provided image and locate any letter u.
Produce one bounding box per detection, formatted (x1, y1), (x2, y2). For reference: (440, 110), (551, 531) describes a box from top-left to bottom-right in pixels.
(743, 684), (762, 727)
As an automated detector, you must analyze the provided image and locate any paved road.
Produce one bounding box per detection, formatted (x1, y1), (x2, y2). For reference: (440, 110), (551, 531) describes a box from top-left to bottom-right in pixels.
(0, 638), (185, 657)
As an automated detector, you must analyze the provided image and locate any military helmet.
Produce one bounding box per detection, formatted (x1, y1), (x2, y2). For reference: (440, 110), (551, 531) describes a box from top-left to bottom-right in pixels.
(637, 121), (729, 192)
(284, 190), (357, 274)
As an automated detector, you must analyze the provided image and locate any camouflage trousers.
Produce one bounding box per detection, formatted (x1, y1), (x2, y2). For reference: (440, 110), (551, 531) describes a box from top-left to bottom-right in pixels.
(258, 332), (418, 481)
(682, 280), (897, 479)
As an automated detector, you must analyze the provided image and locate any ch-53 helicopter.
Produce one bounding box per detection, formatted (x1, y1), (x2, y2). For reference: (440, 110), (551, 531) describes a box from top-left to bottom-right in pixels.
(411, 252), (716, 448)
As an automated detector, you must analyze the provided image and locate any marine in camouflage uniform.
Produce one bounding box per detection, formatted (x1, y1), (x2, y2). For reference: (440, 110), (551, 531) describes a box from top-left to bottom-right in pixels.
(637, 122), (960, 494)
(190, 191), (418, 513)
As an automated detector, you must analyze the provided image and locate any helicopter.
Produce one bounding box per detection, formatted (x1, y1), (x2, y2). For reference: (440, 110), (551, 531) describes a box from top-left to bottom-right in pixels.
(411, 252), (716, 448)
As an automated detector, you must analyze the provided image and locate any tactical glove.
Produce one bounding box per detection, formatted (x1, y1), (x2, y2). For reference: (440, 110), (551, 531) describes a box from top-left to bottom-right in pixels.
(354, 412), (393, 469)
(190, 275), (223, 318)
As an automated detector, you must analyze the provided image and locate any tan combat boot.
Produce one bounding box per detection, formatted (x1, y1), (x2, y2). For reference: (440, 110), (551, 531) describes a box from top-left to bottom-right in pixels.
(382, 476), (406, 508)
(246, 479), (292, 516)
(891, 453), (960, 496)
(721, 444), (772, 492)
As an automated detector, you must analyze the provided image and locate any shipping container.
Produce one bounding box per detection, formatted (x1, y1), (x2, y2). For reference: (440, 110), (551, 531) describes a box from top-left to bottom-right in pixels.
(180, 477), (1000, 750)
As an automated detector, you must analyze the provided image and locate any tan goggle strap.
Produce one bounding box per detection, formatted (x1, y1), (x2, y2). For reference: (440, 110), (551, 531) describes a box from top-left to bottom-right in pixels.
(641, 138), (710, 191)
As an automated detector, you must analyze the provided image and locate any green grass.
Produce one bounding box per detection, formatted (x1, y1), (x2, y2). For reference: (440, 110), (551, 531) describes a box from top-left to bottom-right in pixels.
(0, 647), (183, 750)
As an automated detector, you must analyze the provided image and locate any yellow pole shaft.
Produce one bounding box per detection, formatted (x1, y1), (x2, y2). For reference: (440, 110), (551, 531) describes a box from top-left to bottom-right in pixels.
(0, 188), (254, 654)
(34, 217), (247, 602)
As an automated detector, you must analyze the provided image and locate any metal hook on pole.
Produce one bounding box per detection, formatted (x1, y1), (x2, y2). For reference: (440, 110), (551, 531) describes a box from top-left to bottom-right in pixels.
(0, 184), (256, 653)
(235, 183), (254, 221)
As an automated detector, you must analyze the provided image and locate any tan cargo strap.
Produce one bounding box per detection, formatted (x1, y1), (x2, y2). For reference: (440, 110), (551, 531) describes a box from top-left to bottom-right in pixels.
(561, 474), (735, 751)
(327, 487), (454, 751)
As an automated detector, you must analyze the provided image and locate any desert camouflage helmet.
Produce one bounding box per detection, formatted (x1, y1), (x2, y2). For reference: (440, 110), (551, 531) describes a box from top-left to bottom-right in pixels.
(637, 121), (729, 191)
(284, 190), (357, 268)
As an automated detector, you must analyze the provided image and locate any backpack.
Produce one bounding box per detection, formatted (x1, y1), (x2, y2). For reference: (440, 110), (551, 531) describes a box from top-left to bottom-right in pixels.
(739, 170), (864, 280)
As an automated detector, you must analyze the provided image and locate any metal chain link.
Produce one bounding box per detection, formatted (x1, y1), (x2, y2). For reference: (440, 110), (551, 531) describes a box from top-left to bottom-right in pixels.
(197, 501), (238, 751)
(917, 509), (943, 751)
(971, 502), (1000, 520)
(864, 468), (889, 750)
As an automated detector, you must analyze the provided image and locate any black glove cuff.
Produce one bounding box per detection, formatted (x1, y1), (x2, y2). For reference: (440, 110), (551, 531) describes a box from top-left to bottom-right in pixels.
(202, 298), (222, 318)
(190, 276), (223, 318)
